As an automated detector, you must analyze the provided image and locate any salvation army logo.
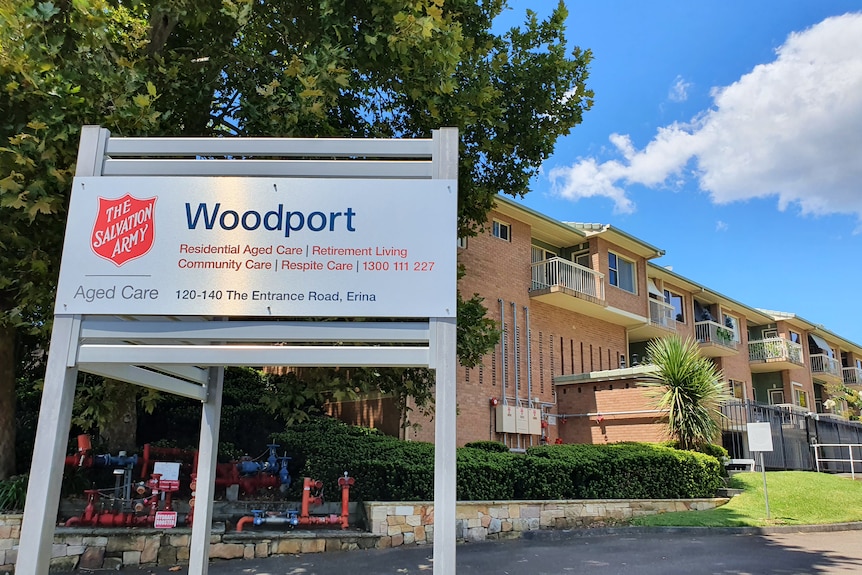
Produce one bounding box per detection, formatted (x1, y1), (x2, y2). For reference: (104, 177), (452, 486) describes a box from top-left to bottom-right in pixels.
(91, 194), (156, 266)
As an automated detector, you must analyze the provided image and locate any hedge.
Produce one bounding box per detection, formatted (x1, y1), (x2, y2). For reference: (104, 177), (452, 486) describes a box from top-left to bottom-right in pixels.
(271, 418), (723, 502)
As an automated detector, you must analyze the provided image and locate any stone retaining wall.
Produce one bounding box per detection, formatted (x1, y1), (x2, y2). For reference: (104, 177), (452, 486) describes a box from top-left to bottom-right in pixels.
(1, 498), (728, 571)
(364, 498), (729, 546)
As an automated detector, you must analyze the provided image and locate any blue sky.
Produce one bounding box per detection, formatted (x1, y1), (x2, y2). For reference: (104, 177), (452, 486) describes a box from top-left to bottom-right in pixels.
(497, 1), (862, 344)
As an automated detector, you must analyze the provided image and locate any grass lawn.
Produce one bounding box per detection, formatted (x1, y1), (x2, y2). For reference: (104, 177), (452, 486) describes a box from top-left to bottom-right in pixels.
(631, 471), (862, 527)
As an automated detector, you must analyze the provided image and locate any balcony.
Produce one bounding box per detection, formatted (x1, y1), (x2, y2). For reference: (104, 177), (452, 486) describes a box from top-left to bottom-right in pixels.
(628, 298), (677, 342)
(748, 338), (805, 373)
(531, 257), (604, 301)
(695, 320), (739, 357)
(529, 258), (646, 328)
(810, 353), (842, 383)
(649, 299), (676, 331)
(843, 367), (862, 391)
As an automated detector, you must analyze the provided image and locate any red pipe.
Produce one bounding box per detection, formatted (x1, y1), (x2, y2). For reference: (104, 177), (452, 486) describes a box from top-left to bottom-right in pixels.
(234, 475), (355, 532)
(235, 516), (255, 532)
(296, 515), (341, 527)
(65, 434), (94, 468)
(338, 474), (355, 529)
(301, 477), (323, 518)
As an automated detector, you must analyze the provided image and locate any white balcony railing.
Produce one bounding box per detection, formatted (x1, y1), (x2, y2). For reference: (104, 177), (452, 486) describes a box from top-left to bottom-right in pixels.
(694, 320), (739, 351)
(648, 298), (676, 331)
(843, 367), (862, 386)
(810, 353), (842, 378)
(748, 338), (804, 365)
(530, 257), (605, 302)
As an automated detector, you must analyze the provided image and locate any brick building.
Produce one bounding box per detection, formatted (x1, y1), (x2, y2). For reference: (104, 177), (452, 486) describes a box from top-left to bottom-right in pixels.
(327, 196), (862, 449)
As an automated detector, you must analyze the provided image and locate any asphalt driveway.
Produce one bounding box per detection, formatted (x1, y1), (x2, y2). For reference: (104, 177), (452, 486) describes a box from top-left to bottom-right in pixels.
(95, 526), (862, 575)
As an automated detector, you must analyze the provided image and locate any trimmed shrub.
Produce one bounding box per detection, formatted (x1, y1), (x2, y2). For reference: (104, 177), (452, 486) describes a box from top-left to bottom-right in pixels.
(665, 440), (729, 460)
(271, 418), (723, 502)
(463, 440), (509, 453)
(457, 448), (518, 500)
(523, 443), (722, 499)
(272, 417), (432, 501)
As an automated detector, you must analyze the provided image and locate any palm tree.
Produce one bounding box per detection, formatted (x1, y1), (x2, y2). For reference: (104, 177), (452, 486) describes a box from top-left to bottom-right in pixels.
(640, 335), (731, 450)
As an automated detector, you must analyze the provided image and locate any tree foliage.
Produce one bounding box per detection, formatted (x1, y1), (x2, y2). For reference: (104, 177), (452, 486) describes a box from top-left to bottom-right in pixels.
(0, 0), (169, 478)
(640, 336), (731, 451)
(1, 0), (593, 472)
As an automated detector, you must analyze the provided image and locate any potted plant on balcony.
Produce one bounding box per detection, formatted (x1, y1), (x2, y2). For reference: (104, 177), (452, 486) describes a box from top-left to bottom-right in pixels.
(716, 327), (734, 345)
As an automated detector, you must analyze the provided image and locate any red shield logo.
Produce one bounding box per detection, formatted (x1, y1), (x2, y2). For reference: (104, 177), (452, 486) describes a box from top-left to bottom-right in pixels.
(91, 194), (156, 266)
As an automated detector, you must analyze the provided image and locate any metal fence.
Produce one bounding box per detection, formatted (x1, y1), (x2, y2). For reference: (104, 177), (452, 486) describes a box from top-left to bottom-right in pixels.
(813, 444), (861, 478)
(720, 399), (862, 472)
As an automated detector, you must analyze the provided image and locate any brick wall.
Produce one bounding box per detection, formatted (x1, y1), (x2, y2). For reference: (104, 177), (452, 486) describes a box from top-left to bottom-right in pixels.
(445, 210), (638, 447)
(557, 381), (667, 444)
(594, 237), (648, 317)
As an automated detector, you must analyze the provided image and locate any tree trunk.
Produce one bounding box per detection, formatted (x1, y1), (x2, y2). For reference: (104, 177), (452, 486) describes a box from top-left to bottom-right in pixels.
(99, 379), (138, 454)
(0, 325), (16, 479)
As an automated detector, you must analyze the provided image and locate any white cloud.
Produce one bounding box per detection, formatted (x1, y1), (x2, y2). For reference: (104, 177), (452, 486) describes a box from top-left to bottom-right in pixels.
(716, 220), (728, 232)
(668, 75), (691, 102)
(550, 13), (862, 218)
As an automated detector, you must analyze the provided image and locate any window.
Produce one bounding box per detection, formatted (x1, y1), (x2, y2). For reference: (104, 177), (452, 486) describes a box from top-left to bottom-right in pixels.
(762, 328), (778, 339)
(608, 252), (635, 293)
(574, 252), (590, 268)
(790, 330), (800, 344)
(531, 246), (558, 288)
(531, 245), (555, 263)
(768, 389), (785, 404)
(492, 220), (511, 241)
(808, 334), (835, 357)
(663, 290), (685, 323)
(572, 244), (591, 268)
(728, 379), (746, 400)
(457, 237), (467, 249)
(722, 313), (740, 342)
(794, 388), (809, 408)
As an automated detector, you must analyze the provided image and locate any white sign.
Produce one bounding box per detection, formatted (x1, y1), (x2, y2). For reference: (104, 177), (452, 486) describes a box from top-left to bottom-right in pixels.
(152, 462), (181, 481)
(747, 422), (774, 452)
(153, 511), (178, 529)
(55, 177), (457, 317)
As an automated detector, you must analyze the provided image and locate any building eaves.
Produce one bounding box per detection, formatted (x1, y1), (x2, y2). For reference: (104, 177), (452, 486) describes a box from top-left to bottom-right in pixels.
(757, 309), (862, 355)
(492, 195), (588, 247)
(564, 222), (666, 260)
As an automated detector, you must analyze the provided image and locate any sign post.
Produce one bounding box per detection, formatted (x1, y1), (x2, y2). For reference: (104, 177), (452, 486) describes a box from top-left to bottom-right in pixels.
(747, 421), (774, 519)
(16, 127), (458, 575)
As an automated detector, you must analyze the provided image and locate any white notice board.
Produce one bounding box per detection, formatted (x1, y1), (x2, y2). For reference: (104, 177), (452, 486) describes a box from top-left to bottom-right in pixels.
(747, 422), (774, 452)
(55, 177), (457, 317)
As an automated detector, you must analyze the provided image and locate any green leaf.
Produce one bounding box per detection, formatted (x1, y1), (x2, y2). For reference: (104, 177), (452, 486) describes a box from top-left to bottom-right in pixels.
(0, 175), (22, 194)
(132, 93), (150, 107)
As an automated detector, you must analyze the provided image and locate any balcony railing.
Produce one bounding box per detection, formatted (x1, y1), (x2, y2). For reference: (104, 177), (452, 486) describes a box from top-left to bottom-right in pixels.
(810, 353), (841, 379)
(694, 320), (739, 351)
(530, 257), (605, 302)
(748, 338), (804, 365)
(843, 367), (862, 386)
(648, 298), (676, 331)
